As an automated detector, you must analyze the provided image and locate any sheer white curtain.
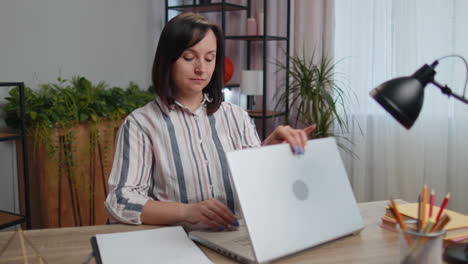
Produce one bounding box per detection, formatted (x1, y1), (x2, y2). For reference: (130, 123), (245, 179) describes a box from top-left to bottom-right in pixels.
(335, 0), (468, 214)
(290, 0), (334, 60)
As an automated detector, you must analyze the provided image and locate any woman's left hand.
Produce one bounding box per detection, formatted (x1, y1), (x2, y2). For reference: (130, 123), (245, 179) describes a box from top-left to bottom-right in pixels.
(262, 125), (316, 154)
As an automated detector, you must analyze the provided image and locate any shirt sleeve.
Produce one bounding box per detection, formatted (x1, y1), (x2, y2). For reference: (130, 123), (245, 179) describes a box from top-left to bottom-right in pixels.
(240, 110), (261, 148)
(105, 118), (154, 224)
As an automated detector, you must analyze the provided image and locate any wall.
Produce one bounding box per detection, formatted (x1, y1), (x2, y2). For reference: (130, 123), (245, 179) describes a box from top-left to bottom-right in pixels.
(0, 0), (164, 219)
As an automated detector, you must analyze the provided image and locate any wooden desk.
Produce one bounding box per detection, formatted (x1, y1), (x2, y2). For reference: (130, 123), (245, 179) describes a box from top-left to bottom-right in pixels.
(0, 201), (400, 263)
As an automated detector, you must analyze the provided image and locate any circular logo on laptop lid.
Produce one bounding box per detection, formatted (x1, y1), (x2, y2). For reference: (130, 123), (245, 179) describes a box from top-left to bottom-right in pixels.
(292, 179), (309, 200)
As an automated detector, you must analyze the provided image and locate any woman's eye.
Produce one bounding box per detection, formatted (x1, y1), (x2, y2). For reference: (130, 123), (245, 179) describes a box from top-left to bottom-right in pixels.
(205, 57), (215, 62)
(183, 56), (194, 61)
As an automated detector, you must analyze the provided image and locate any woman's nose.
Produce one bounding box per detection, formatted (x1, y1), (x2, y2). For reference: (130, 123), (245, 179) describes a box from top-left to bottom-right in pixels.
(194, 59), (205, 74)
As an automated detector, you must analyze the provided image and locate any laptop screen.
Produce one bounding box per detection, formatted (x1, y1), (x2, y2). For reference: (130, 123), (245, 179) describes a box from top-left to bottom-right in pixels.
(226, 137), (364, 263)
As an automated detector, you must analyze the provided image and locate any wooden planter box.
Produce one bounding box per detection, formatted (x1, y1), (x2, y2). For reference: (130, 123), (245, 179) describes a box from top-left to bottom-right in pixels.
(26, 120), (122, 229)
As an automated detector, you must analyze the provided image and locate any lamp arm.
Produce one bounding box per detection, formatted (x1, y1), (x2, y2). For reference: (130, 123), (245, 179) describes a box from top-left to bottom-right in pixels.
(431, 80), (468, 105)
(433, 54), (468, 98)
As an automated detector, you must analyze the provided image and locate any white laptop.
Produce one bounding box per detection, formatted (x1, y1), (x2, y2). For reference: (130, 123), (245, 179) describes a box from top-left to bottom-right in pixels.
(189, 137), (364, 263)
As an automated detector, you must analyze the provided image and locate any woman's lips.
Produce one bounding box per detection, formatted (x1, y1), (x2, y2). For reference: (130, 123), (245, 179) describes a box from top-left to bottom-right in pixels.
(190, 78), (206, 84)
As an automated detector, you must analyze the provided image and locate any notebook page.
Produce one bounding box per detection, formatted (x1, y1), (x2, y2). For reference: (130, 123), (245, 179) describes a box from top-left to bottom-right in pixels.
(96, 226), (212, 264)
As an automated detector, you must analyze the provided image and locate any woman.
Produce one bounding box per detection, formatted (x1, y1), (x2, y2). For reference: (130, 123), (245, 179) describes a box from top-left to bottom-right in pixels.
(105, 12), (315, 231)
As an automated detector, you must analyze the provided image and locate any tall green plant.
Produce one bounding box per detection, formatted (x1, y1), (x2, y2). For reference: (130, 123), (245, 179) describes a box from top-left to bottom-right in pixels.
(275, 50), (357, 151)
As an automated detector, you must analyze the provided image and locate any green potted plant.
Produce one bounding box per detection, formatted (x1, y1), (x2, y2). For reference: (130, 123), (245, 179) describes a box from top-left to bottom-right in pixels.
(275, 50), (357, 152)
(2, 76), (155, 228)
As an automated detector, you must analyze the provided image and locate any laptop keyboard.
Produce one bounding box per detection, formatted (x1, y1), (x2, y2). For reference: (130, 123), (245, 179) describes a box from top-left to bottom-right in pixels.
(232, 235), (251, 247)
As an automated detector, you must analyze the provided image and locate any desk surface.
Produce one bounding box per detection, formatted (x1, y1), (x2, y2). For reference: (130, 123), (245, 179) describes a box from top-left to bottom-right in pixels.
(0, 200), (400, 263)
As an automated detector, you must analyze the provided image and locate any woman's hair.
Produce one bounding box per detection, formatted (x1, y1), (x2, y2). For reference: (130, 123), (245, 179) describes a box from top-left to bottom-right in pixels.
(152, 12), (225, 115)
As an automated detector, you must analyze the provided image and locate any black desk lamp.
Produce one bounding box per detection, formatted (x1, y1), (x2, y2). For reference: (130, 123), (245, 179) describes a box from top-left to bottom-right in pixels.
(370, 55), (468, 263)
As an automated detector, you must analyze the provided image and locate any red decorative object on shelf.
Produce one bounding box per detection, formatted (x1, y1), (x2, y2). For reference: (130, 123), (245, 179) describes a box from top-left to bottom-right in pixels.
(224, 56), (234, 84)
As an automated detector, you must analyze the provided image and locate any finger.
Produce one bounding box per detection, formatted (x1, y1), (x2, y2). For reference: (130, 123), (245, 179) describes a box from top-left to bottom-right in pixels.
(208, 200), (235, 226)
(202, 208), (226, 227)
(285, 129), (301, 154)
(298, 129), (308, 150)
(293, 130), (305, 150)
(303, 125), (316, 135)
(207, 200), (235, 227)
(264, 126), (291, 146)
(274, 126), (288, 142)
(211, 200), (236, 224)
(281, 128), (297, 153)
(199, 215), (220, 230)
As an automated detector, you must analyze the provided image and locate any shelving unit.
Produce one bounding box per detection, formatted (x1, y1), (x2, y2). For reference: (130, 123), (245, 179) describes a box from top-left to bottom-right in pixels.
(166, 0), (290, 139)
(0, 82), (31, 229)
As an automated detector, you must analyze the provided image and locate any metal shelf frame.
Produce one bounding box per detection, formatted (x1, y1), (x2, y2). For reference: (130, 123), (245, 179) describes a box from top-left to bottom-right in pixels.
(0, 82), (31, 229)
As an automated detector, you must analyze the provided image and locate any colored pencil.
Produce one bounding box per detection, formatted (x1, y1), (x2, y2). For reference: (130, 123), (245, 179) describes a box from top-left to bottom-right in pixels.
(432, 193), (450, 232)
(429, 190), (435, 218)
(417, 194), (422, 232)
(388, 201), (412, 245)
(433, 214), (450, 232)
(421, 218), (435, 234)
(421, 184), (427, 229)
(390, 199), (407, 231)
(435, 193), (450, 223)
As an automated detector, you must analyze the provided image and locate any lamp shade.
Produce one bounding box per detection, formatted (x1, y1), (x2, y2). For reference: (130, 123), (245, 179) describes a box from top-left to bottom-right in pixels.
(370, 63), (436, 129)
(370, 77), (424, 129)
(240, 70), (263, 96)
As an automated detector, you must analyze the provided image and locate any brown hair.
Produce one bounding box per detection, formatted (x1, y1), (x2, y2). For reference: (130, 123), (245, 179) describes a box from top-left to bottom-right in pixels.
(152, 12), (225, 115)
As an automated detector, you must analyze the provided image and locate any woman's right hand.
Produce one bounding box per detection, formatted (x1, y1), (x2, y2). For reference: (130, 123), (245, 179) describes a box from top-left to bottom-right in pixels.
(182, 199), (238, 230)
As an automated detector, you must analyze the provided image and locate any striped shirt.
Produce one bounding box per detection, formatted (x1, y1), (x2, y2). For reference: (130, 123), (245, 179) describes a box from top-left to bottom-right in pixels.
(105, 96), (261, 224)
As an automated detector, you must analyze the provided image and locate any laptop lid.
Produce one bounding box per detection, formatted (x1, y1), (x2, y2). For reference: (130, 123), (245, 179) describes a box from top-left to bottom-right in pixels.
(226, 137), (364, 263)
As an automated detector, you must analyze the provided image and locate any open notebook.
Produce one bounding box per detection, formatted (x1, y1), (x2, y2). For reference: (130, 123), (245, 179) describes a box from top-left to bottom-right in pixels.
(91, 226), (212, 264)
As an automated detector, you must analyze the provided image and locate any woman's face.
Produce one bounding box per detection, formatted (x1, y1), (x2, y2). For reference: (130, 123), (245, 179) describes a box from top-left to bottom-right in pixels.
(171, 29), (217, 99)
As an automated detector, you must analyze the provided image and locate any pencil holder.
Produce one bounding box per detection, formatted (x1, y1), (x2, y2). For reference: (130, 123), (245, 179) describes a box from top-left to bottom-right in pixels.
(398, 222), (446, 264)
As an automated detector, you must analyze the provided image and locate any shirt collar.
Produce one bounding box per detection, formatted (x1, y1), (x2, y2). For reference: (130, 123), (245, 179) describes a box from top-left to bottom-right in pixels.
(167, 93), (212, 115)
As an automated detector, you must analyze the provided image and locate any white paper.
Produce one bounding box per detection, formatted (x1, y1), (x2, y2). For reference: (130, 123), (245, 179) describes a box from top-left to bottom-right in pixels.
(96, 226), (212, 264)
